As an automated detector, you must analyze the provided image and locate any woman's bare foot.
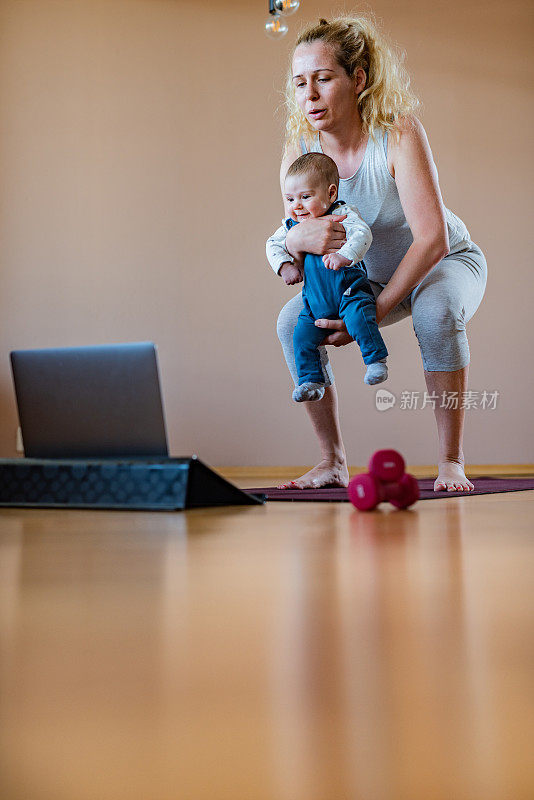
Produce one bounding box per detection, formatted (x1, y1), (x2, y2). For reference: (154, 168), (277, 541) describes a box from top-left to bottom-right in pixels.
(434, 460), (475, 492)
(278, 457), (349, 489)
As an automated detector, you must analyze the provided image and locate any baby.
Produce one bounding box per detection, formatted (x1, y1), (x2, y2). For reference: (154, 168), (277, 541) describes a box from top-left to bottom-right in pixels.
(266, 153), (388, 402)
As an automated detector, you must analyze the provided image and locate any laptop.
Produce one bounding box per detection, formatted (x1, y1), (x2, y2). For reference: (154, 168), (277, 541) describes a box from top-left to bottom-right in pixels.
(10, 342), (169, 459)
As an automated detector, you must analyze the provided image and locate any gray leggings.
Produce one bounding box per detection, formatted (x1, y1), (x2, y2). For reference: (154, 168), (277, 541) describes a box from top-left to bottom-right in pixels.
(277, 243), (487, 383)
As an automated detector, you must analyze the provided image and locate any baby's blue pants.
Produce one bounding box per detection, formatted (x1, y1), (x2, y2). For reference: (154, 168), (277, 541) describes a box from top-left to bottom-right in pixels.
(294, 255), (388, 385)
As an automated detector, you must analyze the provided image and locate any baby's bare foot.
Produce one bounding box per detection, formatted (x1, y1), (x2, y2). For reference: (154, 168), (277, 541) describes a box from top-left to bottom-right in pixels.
(278, 458), (349, 489)
(434, 461), (475, 492)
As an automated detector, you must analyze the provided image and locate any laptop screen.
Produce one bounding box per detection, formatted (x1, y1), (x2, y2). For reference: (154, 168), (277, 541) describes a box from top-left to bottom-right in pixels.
(10, 342), (169, 459)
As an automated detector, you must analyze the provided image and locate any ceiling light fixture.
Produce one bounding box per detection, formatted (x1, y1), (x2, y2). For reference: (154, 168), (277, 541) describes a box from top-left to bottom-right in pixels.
(265, 0), (301, 40)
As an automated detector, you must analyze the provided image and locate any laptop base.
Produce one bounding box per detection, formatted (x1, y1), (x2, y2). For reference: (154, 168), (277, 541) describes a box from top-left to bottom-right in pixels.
(0, 456), (264, 510)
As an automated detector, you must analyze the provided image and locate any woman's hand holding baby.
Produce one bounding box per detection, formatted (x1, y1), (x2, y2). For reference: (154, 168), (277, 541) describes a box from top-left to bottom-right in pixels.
(285, 214), (347, 258)
(322, 253), (352, 270)
(313, 318), (353, 347)
(314, 297), (388, 346)
(279, 262), (303, 285)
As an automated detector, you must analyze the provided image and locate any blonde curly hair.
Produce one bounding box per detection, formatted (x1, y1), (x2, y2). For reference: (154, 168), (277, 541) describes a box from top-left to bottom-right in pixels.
(284, 14), (420, 155)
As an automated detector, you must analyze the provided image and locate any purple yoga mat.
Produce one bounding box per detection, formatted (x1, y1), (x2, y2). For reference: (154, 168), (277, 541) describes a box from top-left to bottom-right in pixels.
(246, 478), (534, 502)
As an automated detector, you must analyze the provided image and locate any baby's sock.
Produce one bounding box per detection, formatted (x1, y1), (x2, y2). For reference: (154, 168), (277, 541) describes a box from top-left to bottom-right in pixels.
(292, 382), (325, 402)
(364, 358), (388, 386)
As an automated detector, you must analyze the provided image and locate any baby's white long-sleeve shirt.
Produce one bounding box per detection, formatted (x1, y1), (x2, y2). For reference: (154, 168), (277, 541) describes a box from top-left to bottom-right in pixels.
(266, 202), (373, 275)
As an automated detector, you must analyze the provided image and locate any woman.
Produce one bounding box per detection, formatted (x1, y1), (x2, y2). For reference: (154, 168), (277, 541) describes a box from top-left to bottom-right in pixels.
(275, 16), (487, 492)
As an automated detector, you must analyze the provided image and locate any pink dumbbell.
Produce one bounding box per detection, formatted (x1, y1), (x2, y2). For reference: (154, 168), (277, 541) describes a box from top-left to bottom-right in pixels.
(348, 449), (419, 511)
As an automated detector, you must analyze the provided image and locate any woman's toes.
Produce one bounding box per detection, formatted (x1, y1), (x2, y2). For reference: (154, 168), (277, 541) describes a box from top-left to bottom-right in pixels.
(435, 462), (475, 493)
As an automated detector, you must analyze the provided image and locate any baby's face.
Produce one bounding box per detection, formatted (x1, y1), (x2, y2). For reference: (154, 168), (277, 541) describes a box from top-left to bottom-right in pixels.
(284, 173), (337, 222)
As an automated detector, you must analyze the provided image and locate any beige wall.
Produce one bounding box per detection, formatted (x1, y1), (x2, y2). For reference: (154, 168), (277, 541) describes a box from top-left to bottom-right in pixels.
(0, 0), (532, 465)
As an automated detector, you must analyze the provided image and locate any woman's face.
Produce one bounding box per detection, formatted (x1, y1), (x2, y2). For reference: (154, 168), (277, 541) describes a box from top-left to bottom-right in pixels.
(291, 41), (364, 133)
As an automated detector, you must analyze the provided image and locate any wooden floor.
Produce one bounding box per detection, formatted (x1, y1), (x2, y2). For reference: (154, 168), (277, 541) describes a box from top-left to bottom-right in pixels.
(1, 466), (533, 800)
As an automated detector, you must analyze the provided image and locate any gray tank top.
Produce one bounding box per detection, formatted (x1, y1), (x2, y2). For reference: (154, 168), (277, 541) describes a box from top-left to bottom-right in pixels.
(301, 131), (471, 284)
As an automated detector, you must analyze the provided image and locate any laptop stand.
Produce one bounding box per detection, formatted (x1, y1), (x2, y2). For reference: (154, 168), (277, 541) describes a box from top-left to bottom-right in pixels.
(0, 456), (264, 510)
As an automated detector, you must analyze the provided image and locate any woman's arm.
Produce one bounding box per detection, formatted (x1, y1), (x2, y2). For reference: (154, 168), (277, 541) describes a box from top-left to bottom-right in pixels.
(286, 215), (348, 260)
(375, 117), (449, 323)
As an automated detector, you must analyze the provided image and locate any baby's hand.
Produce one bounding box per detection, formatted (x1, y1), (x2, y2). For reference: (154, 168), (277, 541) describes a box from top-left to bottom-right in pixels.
(322, 253), (352, 271)
(279, 262), (303, 285)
